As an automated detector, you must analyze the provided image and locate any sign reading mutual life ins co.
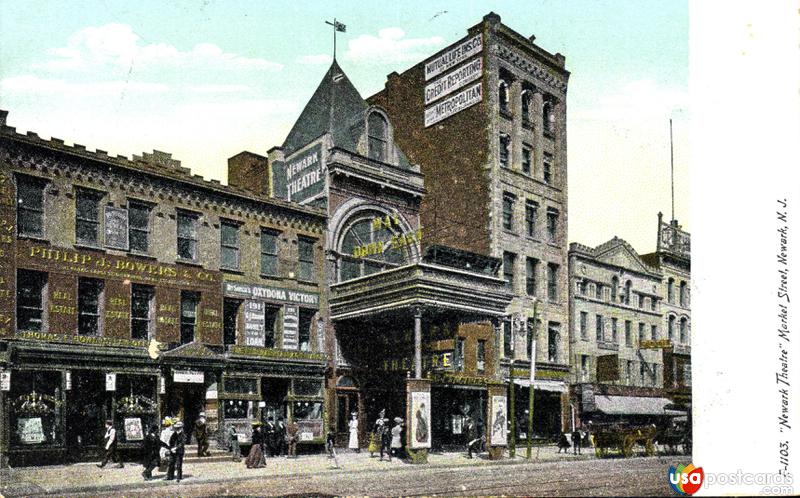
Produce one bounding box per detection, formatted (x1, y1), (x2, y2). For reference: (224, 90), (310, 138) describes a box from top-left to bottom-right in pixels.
(423, 34), (483, 128)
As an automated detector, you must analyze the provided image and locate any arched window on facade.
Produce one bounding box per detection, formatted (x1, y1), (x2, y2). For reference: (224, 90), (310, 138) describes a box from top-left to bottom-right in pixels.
(367, 112), (389, 162)
(680, 317), (688, 343)
(611, 276), (619, 302)
(337, 211), (411, 282)
(542, 99), (555, 135)
(668, 314), (676, 340)
(624, 280), (632, 305)
(679, 281), (688, 307)
(667, 278), (675, 304)
(521, 90), (532, 123)
(498, 79), (510, 114)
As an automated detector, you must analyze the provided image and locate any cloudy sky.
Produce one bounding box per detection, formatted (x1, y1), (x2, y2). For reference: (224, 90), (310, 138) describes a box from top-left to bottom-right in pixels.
(0, 0), (688, 253)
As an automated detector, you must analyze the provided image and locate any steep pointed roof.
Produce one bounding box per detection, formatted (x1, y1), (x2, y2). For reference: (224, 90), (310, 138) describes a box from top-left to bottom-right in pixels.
(282, 60), (368, 156)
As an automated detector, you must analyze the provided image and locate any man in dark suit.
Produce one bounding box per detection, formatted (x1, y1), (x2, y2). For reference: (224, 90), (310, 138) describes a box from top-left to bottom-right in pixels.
(264, 416), (277, 457)
(276, 416), (288, 457)
(166, 421), (186, 481)
(97, 420), (124, 468)
(141, 425), (162, 479)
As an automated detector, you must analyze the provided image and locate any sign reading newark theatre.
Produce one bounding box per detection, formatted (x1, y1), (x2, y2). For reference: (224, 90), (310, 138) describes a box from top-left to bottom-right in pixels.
(424, 34), (483, 81)
(285, 144), (324, 203)
(223, 282), (319, 306)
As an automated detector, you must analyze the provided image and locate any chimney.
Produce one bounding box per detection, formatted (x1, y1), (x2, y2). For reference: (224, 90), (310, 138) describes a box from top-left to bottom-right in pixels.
(228, 151), (269, 196)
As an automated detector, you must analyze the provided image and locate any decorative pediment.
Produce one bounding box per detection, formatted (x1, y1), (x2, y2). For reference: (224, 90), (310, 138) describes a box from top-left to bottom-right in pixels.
(593, 238), (659, 277)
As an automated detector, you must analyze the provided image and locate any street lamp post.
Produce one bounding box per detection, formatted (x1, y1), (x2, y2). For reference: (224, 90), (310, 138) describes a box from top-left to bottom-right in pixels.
(527, 299), (538, 459)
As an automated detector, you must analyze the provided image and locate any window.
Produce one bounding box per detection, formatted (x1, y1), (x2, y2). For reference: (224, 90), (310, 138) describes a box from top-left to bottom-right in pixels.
(543, 99), (555, 135)
(680, 317), (688, 343)
(223, 299), (240, 346)
(679, 281), (688, 307)
(638, 322), (645, 343)
(180, 291), (199, 344)
(611, 276), (619, 302)
(626, 360), (634, 385)
(476, 340), (486, 372)
(652, 364), (659, 386)
(521, 90), (532, 123)
(503, 319), (512, 358)
(638, 294), (645, 309)
(455, 337), (466, 372)
(78, 278), (103, 336)
(596, 315), (603, 341)
(220, 220), (240, 270)
(667, 278), (675, 303)
(650, 296), (657, 312)
(499, 134), (511, 168)
(337, 213), (410, 281)
(130, 284), (154, 340)
(502, 193), (515, 231)
(624, 281), (632, 305)
(595, 284), (603, 300)
(16, 175), (45, 238)
(522, 146), (532, 175)
(298, 237), (315, 282)
(579, 312), (588, 340)
(546, 208), (558, 243)
(260, 229), (279, 276)
(264, 306), (278, 348)
(76, 189), (102, 246)
(625, 320), (632, 346)
(668, 315), (676, 340)
(526, 320), (535, 359)
(580, 355), (589, 381)
(579, 280), (588, 295)
(640, 362), (647, 385)
(367, 112), (389, 162)
(543, 152), (553, 184)
(525, 257), (538, 296)
(525, 200), (537, 237)
(503, 252), (516, 291)
(128, 202), (151, 253)
(611, 318), (618, 343)
(298, 308), (315, 351)
(547, 263), (558, 301)
(16, 269), (46, 331)
(651, 324), (658, 341)
(177, 211), (199, 261)
(547, 322), (560, 363)
(498, 79), (510, 114)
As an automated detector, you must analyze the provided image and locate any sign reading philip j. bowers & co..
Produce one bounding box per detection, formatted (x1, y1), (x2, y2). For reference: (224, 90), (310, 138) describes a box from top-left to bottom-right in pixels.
(424, 34), (483, 81)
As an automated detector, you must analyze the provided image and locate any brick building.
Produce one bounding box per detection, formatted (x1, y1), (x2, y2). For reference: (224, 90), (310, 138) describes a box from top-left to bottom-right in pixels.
(368, 12), (570, 440)
(0, 110), (327, 465)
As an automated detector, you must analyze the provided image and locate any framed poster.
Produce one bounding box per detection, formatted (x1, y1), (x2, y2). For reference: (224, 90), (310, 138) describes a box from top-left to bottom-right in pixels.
(490, 395), (508, 446)
(18, 417), (45, 444)
(410, 391), (431, 449)
(0, 370), (10, 391)
(124, 417), (144, 441)
(105, 373), (116, 391)
(452, 414), (463, 435)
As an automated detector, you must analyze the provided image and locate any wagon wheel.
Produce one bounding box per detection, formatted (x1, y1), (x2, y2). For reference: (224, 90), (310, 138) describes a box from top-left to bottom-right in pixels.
(622, 436), (635, 458)
(645, 438), (655, 456)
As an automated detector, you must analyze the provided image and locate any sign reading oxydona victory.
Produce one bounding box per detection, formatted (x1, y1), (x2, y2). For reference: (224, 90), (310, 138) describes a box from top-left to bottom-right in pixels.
(285, 143), (324, 204)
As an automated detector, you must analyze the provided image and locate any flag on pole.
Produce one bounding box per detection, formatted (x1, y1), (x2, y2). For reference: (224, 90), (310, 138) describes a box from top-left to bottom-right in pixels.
(333, 20), (346, 32)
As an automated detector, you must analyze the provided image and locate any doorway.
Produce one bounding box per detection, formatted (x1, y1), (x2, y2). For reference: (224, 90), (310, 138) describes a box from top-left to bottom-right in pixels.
(167, 383), (206, 444)
(66, 370), (105, 460)
(335, 375), (361, 446)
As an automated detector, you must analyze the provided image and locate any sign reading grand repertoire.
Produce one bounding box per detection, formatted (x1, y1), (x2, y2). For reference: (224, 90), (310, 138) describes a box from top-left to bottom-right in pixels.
(424, 34), (483, 81)
(424, 83), (483, 127)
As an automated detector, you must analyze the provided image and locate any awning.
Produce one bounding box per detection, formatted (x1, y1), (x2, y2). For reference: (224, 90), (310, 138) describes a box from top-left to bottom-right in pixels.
(511, 378), (567, 393)
(594, 395), (686, 416)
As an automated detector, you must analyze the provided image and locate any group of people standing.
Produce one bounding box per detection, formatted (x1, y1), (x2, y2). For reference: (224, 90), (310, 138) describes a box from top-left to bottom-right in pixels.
(245, 416), (300, 468)
(367, 409), (404, 461)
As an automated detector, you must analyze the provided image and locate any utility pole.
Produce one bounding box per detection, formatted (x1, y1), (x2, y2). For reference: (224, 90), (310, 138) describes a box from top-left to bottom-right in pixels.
(670, 118), (674, 221)
(527, 300), (538, 459)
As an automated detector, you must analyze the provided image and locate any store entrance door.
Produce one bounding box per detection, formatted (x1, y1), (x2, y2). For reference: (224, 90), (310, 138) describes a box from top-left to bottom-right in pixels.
(168, 383), (206, 444)
(66, 371), (105, 461)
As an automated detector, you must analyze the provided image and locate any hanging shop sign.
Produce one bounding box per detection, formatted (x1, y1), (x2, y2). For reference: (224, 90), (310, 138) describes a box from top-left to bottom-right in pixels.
(425, 57), (483, 105)
(244, 300), (266, 347)
(223, 282), (319, 306)
(424, 82), (483, 127)
(0, 370), (10, 391)
(282, 305), (299, 350)
(639, 339), (673, 349)
(425, 33), (483, 81)
(105, 373), (117, 391)
(65, 371), (71, 391)
(173, 370), (204, 384)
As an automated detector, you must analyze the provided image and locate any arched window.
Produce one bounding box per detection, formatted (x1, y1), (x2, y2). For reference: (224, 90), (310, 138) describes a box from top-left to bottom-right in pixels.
(337, 211), (411, 282)
(668, 315), (676, 340)
(667, 278), (675, 304)
(542, 99), (555, 134)
(521, 90), (532, 123)
(498, 80), (510, 114)
(624, 280), (632, 305)
(679, 281), (688, 307)
(367, 112), (388, 162)
(611, 276), (619, 302)
(679, 317), (688, 343)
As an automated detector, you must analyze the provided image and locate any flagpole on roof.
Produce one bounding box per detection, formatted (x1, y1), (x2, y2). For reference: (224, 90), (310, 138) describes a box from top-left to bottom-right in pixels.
(325, 18), (347, 61)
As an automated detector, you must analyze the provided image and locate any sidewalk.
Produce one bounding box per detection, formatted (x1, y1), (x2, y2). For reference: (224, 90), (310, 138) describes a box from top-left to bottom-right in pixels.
(0, 446), (593, 496)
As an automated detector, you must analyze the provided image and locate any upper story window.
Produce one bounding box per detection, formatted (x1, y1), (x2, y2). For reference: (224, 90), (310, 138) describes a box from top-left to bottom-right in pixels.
(543, 98), (555, 136)
(611, 317), (618, 343)
(525, 200), (537, 237)
(498, 79), (510, 115)
(337, 212), (409, 282)
(522, 146), (532, 175)
(76, 189), (103, 246)
(547, 263), (559, 302)
(595, 283), (603, 300)
(17, 269), (46, 332)
(624, 280), (632, 305)
(502, 192), (515, 231)
(680, 317), (688, 343)
(78, 277), (103, 336)
(521, 90), (532, 124)
(667, 277), (675, 303)
(180, 291), (199, 344)
(525, 257), (538, 296)
(260, 229), (280, 277)
(547, 322), (560, 363)
(638, 322), (646, 342)
(177, 211), (199, 262)
(650, 296), (658, 312)
(543, 152), (553, 185)
(476, 339), (486, 373)
(579, 311), (588, 340)
(367, 111), (389, 162)
(455, 336), (466, 372)
(546, 208), (558, 244)
(503, 252), (516, 291)
(298, 237), (316, 282)
(503, 319), (512, 359)
(651, 324), (658, 341)
(611, 276), (619, 302)
(679, 281), (688, 307)
(128, 202), (151, 253)
(668, 314), (676, 340)
(220, 220), (240, 270)
(625, 320), (632, 346)
(638, 294), (645, 309)
(499, 133), (511, 168)
(130, 284), (154, 340)
(596, 315), (604, 341)
(16, 175), (46, 238)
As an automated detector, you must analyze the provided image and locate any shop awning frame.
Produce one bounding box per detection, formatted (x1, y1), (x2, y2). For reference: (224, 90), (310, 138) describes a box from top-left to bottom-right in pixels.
(593, 395), (687, 416)
(511, 378), (567, 393)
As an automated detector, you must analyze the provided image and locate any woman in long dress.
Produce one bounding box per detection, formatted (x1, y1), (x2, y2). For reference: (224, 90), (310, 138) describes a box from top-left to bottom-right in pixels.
(348, 412), (360, 452)
(245, 423), (265, 468)
(391, 417), (403, 458)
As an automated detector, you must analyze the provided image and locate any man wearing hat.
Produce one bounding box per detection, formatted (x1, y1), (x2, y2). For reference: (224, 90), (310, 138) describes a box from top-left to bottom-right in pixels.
(390, 417), (404, 460)
(194, 412), (210, 457)
(142, 424), (162, 479)
(166, 420), (186, 481)
(98, 419), (124, 468)
(377, 410), (391, 461)
(159, 417), (174, 471)
(264, 416), (277, 457)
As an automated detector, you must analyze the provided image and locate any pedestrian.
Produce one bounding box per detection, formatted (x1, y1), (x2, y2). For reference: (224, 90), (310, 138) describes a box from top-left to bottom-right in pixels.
(227, 424), (241, 461)
(572, 427), (582, 455)
(390, 417), (403, 460)
(159, 417), (173, 472)
(557, 433), (570, 453)
(166, 421), (186, 482)
(245, 422), (265, 468)
(326, 431), (339, 468)
(264, 416), (277, 457)
(276, 416), (288, 457)
(379, 416), (392, 461)
(194, 412), (210, 457)
(465, 416), (480, 459)
(97, 420), (124, 468)
(286, 419), (299, 459)
(348, 412), (360, 452)
(141, 425), (162, 479)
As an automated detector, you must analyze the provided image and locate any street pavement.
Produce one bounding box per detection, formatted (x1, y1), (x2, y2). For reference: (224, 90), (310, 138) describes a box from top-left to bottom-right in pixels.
(0, 446), (683, 497)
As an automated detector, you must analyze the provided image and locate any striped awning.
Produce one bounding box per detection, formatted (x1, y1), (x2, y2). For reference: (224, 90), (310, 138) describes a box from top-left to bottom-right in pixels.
(594, 395), (685, 416)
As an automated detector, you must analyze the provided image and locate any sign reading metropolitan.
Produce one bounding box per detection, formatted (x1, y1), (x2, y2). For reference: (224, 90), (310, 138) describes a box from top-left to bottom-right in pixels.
(424, 58), (483, 105)
(424, 82), (483, 127)
(424, 34), (483, 81)
(285, 144), (324, 203)
(224, 282), (319, 306)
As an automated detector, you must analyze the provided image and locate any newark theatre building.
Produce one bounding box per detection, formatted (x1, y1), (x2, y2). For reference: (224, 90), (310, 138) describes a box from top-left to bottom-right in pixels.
(0, 110), (327, 465)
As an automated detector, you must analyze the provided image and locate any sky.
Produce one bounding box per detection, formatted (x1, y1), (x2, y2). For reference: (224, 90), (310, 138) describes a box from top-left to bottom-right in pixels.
(0, 0), (688, 254)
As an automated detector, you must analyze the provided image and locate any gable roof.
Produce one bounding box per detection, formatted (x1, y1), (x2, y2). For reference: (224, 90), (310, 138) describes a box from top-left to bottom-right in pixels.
(282, 60), (368, 156)
(571, 237), (661, 278)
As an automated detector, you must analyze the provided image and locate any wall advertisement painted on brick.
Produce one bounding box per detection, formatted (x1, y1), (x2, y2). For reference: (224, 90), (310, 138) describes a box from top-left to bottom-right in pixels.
(424, 82), (483, 127)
